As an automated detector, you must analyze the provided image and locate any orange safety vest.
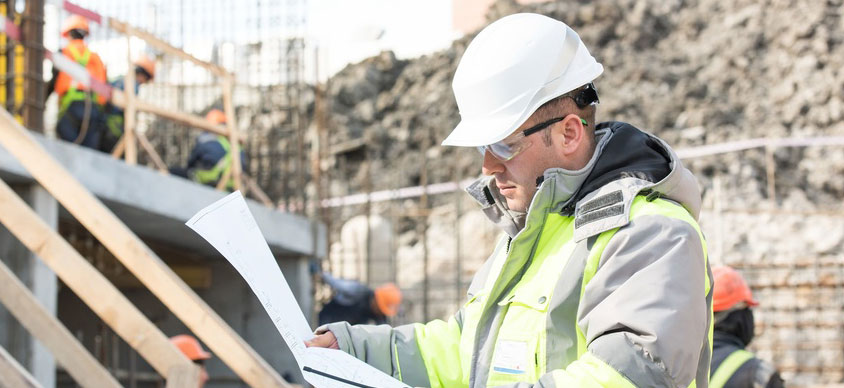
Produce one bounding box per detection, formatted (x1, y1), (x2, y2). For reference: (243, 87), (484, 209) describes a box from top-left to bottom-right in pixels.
(55, 39), (107, 110)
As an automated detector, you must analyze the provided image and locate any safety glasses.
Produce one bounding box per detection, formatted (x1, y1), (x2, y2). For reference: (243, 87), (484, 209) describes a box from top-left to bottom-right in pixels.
(477, 116), (586, 161)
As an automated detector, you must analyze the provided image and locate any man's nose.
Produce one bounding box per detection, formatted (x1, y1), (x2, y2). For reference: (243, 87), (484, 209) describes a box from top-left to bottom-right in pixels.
(481, 150), (504, 176)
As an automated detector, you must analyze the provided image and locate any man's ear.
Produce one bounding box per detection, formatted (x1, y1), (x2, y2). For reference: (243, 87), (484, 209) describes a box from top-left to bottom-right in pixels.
(559, 114), (585, 155)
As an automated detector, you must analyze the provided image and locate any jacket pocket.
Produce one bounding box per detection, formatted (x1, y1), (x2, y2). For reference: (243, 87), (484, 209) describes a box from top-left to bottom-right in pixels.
(486, 293), (549, 386)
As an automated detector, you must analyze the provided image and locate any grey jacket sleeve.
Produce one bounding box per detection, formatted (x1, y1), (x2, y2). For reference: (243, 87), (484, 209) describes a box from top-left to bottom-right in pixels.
(578, 214), (709, 387)
(321, 308), (467, 388)
(320, 321), (430, 386)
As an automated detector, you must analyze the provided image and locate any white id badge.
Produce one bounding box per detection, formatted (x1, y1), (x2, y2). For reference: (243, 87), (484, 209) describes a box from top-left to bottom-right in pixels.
(492, 340), (529, 375)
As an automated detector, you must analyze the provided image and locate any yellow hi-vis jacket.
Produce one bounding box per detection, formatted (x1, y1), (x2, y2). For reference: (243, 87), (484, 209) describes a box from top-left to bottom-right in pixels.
(322, 122), (713, 387)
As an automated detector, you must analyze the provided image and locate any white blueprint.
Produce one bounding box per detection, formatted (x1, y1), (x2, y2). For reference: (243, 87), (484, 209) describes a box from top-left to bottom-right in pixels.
(186, 192), (410, 388)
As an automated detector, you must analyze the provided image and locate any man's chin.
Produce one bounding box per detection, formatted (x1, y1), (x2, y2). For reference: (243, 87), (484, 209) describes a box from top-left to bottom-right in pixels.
(505, 199), (527, 213)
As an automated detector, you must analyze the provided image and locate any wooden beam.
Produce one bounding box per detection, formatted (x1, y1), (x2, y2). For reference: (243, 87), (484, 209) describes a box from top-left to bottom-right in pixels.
(0, 345), (41, 388)
(222, 76), (243, 191)
(0, 257), (121, 388)
(0, 109), (290, 387)
(244, 173), (274, 208)
(110, 89), (229, 137)
(214, 167), (232, 191)
(110, 136), (125, 159)
(137, 132), (168, 174)
(123, 32), (138, 165)
(0, 178), (193, 379)
(164, 363), (202, 388)
(108, 19), (227, 78)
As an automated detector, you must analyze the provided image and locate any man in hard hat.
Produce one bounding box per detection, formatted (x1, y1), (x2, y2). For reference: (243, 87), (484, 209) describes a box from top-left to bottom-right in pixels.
(100, 55), (156, 152)
(169, 334), (212, 387)
(316, 269), (402, 326)
(169, 109), (245, 190)
(307, 13), (712, 388)
(45, 15), (108, 149)
(709, 266), (783, 388)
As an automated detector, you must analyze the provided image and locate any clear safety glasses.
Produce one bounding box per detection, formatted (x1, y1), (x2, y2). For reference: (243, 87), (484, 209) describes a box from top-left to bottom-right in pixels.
(477, 116), (586, 161)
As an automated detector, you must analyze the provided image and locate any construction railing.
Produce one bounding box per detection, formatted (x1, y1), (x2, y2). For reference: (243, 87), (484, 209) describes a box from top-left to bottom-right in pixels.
(0, 106), (294, 387)
(0, 1), (295, 386)
(43, 1), (274, 205)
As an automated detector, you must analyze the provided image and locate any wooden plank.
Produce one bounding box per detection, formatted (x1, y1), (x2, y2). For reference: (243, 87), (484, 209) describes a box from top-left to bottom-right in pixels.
(110, 136), (125, 159)
(244, 173), (274, 208)
(123, 34), (137, 165)
(164, 364), (201, 388)
(214, 167), (231, 191)
(0, 258), (121, 388)
(0, 109), (290, 387)
(110, 90), (229, 137)
(108, 19), (227, 78)
(0, 178), (191, 378)
(222, 76), (243, 191)
(137, 132), (168, 173)
(0, 345), (41, 388)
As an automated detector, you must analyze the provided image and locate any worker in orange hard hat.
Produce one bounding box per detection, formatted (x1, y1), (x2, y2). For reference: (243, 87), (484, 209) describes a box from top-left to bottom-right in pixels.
(169, 109), (246, 191)
(313, 266), (402, 326)
(709, 265), (783, 388)
(101, 55), (157, 152)
(169, 334), (212, 387)
(46, 14), (108, 150)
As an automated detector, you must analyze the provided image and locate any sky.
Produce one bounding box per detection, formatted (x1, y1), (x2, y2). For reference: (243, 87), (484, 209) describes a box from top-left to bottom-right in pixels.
(307, 0), (455, 78)
(45, 0), (459, 82)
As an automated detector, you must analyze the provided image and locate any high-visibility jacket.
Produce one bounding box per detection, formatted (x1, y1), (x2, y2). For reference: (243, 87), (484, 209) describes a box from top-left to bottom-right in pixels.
(322, 122), (713, 387)
(710, 332), (783, 388)
(189, 133), (236, 190)
(55, 39), (107, 115)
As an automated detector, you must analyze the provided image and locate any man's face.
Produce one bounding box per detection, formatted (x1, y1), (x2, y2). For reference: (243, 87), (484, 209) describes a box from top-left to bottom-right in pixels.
(481, 116), (565, 212)
(198, 364), (208, 387)
(136, 72), (151, 85)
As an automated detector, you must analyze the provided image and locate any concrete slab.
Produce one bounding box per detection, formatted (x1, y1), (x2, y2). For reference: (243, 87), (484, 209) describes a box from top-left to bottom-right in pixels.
(0, 132), (326, 259)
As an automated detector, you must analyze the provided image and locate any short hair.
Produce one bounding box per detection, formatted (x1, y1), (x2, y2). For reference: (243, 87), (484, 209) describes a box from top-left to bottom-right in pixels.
(531, 84), (598, 150)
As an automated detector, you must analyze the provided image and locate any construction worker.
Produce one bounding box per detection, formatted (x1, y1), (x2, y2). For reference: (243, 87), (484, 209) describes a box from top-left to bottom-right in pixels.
(169, 334), (212, 387)
(169, 109), (245, 190)
(710, 266), (784, 388)
(100, 55), (156, 152)
(316, 269), (402, 326)
(307, 13), (712, 388)
(45, 15), (108, 150)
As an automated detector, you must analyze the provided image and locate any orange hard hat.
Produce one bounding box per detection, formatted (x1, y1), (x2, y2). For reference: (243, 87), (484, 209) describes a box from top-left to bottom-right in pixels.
(712, 265), (759, 312)
(170, 334), (212, 361)
(61, 15), (89, 38)
(205, 109), (227, 124)
(374, 283), (402, 317)
(134, 55), (156, 79)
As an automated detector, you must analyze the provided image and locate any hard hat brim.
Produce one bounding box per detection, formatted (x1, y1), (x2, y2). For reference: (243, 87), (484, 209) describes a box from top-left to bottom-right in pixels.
(443, 61), (603, 148)
(441, 110), (524, 147)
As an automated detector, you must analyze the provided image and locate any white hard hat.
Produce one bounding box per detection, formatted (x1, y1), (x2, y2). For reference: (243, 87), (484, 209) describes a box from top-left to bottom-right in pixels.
(443, 13), (603, 147)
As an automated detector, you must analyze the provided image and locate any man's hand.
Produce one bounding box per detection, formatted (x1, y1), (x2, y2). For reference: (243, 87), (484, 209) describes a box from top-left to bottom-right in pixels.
(305, 331), (339, 349)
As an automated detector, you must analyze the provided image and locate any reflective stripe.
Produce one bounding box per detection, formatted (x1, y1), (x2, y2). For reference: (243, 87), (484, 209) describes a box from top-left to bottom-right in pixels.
(193, 136), (234, 189)
(58, 45), (95, 117)
(710, 349), (754, 388)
